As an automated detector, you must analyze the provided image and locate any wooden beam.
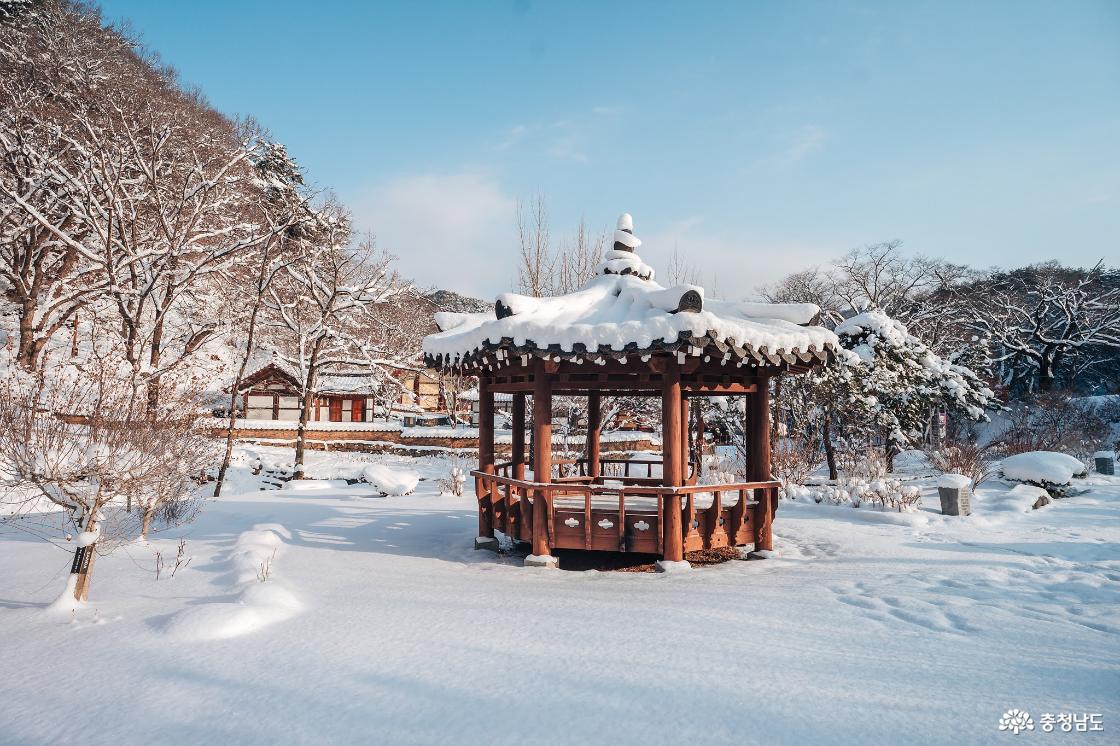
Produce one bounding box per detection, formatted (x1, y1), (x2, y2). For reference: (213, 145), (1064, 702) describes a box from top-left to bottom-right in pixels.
(661, 360), (684, 562)
(512, 393), (526, 480)
(532, 359), (553, 557)
(587, 392), (601, 480)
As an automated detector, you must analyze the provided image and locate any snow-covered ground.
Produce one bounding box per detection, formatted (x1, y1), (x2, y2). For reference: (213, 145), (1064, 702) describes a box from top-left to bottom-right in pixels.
(1, 447), (1117, 744)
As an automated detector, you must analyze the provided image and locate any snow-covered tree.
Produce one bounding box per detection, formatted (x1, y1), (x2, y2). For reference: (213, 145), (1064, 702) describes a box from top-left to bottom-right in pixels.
(263, 205), (419, 474)
(0, 0), (128, 369)
(0, 0), (296, 403)
(963, 262), (1120, 393)
(212, 141), (312, 496)
(823, 310), (996, 470)
(0, 361), (214, 602)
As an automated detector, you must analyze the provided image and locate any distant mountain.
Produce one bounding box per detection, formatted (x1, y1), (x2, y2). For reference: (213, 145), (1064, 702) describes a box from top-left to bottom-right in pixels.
(426, 289), (491, 314)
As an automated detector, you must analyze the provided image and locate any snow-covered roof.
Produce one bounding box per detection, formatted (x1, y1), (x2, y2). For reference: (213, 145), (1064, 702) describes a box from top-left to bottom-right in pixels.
(458, 387), (515, 402)
(237, 360), (380, 395)
(424, 213), (839, 368)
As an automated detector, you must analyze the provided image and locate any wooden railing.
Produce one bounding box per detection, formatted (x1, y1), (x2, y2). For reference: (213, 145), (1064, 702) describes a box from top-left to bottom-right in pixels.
(472, 468), (779, 560)
(494, 457), (698, 486)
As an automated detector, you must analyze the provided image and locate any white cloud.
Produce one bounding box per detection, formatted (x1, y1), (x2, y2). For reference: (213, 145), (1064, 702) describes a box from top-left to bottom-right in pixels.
(349, 172), (518, 298)
(776, 124), (829, 166)
(491, 106), (624, 164)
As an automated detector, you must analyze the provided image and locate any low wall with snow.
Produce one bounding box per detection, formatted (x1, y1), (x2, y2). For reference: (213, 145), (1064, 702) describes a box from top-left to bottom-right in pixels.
(206, 418), (660, 457)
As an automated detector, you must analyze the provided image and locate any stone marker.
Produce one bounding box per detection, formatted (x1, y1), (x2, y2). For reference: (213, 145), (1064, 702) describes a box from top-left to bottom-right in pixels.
(1094, 451), (1115, 476)
(937, 473), (973, 516)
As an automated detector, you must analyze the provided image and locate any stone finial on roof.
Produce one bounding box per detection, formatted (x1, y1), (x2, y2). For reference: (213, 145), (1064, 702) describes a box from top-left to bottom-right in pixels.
(613, 212), (641, 253)
(598, 212), (654, 281)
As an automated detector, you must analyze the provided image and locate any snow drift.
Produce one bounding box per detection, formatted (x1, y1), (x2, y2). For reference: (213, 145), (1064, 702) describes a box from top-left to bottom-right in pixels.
(362, 464), (420, 495)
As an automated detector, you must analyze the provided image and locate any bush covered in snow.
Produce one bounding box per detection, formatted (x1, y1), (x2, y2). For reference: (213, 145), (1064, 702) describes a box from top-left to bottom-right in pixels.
(998, 392), (1118, 462)
(437, 458), (467, 497)
(782, 477), (922, 512)
(1000, 451), (1087, 496)
(927, 439), (997, 487)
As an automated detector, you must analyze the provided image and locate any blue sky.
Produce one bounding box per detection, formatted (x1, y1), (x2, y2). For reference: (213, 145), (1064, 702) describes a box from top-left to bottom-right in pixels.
(99, 0), (1119, 297)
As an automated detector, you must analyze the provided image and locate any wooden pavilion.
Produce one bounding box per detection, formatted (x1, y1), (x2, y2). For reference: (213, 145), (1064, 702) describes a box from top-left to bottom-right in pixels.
(424, 214), (839, 570)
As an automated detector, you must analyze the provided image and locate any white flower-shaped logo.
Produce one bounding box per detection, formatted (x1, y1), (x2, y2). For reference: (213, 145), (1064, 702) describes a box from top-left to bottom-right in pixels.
(998, 709), (1034, 735)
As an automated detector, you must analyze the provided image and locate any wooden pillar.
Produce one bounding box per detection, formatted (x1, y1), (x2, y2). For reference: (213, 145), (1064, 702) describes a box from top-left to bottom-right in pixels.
(531, 360), (553, 557)
(512, 393), (526, 480)
(477, 375), (496, 539)
(680, 394), (691, 483)
(748, 376), (774, 551)
(661, 360), (684, 562)
(587, 392), (601, 480)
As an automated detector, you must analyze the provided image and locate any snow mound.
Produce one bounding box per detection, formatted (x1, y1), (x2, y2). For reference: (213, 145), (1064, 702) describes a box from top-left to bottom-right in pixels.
(981, 484), (1051, 514)
(894, 449), (932, 473)
(362, 464), (420, 495)
(45, 576), (81, 615)
(1001, 452), (1087, 486)
(281, 479), (349, 491)
(163, 524), (300, 641)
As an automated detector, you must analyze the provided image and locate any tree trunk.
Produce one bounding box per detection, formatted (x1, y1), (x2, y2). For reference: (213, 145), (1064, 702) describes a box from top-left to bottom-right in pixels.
(822, 411), (838, 481)
(214, 290), (267, 497)
(294, 389), (311, 478)
(70, 517), (99, 602)
(294, 365), (319, 478)
(1038, 350), (1055, 391)
(146, 312), (166, 412)
(885, 443), (899, 473)
(140, 510), (153, 541)
(15, 302), (47, 370)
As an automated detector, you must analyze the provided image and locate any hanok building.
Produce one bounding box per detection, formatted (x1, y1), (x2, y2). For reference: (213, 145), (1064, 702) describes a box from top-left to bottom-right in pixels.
(237, 362), (380, 423)
(424, 213), (840, 570)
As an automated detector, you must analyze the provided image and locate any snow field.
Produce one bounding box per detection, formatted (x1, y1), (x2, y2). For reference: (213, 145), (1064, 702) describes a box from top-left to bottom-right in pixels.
(0, 446), (1116, 745)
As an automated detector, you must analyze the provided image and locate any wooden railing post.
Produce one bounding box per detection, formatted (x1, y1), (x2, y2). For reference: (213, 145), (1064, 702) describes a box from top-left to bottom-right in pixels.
(531, 489), (551, 557)
(754, 487), (773, 552)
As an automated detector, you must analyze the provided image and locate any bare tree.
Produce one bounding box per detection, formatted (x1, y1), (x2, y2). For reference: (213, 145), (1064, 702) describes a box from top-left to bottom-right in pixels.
(516, 195), (607, 297)
(0, 0), (126, 369)
(0, 3), (285, 403)
(665, 244), (701, 287)
(212, 142), (309, 496)
(554, 218), (606, 295)
(965, 262), (1120, 392)
(264, 210), (417, 475)
(0, 361), (213, 602)
(517, 195), (552, 297)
